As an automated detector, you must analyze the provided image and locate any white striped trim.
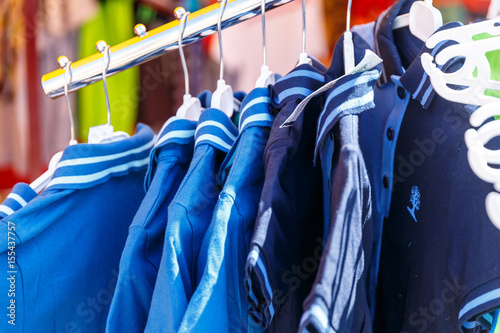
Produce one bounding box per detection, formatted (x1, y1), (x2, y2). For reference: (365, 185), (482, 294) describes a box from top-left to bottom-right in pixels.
(56, 140), (154, 168)
(6, 193), (28, 207)
(195, 121), (237, 141)
(155, 130), (196, 147)
(46, 157), (150, 188)
(240, 114), (274, 131)
(0, 205), (14, 216)
(240, 97), (271, 118)
(316, 91), (374, 143)
(299, 304), (328, 331)
(155, 117), (178, 144)
(459, 288), (500, 320)
(195, 134), (232, 151)
(256, 257), (275, 317)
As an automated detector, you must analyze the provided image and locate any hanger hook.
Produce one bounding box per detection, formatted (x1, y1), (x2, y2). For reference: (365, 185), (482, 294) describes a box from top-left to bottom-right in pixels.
(57, 55), (77, 145)
(174, 7), (191, 96)
(261, 0), (267, 67)
(346, 0), (352, 32)
(95, 40), (112, 127)
(217, 0), (228, 81)
(301, 0), (306, 54)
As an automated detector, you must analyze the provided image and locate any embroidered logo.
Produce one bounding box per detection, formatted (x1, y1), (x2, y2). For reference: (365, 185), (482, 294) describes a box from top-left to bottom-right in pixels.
(407, 186), (420, 222)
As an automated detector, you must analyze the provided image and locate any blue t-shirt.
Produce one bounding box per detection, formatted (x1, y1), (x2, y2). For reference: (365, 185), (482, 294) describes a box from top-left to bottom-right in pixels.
(106, 117), (196, 333)
(0, 124), (154, 333)
(178, 87), (274, 333)
(144, 108), (238, 333)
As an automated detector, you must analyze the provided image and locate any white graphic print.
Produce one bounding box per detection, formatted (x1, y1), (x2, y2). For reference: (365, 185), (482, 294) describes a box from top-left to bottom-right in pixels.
(407, 186), (421, 222)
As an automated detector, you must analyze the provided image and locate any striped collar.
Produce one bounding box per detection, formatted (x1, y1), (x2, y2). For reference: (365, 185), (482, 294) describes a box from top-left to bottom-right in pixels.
(218, 88), (275, 183)
(195, 108), (238, 153)
(270, 57), (327, 109)
(238, 88), (274, 132)
(374, 0), (423, 85)
(315, 32), (382, 161)
(315, 69), (381, 162)
(0, 183), (37, 219)
(45, 123), (155, 191)
(399, 22), (463, 109)
(145, 117), (197, 190)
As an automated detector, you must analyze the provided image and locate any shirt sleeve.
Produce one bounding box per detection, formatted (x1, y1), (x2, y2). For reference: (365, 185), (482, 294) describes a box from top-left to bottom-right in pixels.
(448, 137), (500, 327)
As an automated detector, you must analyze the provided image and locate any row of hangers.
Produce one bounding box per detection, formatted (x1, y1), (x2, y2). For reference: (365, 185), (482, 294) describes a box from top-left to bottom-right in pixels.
(30, 0), (500, 228)
(29, 0), (309, 193)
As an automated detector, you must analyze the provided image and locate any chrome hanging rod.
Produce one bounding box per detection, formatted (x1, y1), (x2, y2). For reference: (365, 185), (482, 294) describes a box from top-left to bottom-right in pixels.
(41, 0), (293, 98)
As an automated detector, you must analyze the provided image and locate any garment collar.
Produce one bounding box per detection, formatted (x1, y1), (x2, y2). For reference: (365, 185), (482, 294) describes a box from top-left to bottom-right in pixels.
(315, 32), (382, 161)
(194, 108), (239, 153)
(270, 56), (327, 109)
(218, 87), (275, 183)
(45, 123), (155, 191)
(374, 0), (423, 85)
(0, 183), (37, 219)
(145, 117), (197, 191)
(399, 22), (463, 108)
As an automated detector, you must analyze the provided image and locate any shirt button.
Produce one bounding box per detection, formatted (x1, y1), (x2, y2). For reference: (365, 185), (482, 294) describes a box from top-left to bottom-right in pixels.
(386, 127), (395, 141)
(383, 175), (390, 189)
(397, 86), (406, 99)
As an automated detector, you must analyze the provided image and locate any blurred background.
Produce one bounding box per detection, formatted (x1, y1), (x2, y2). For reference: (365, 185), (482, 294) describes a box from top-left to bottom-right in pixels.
(0, 0), (493, 194)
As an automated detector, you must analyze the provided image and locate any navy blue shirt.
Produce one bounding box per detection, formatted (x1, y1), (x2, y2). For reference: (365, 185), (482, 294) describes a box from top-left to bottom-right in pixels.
(0, 124), (154, 333)
(145, 108), (239, 333)
(299, 33), (381, 333)
(245, 59), (326, 332)
(106, 117), (196, 333)
(356, 1), (500, 331)
(178, 88), (274, 333)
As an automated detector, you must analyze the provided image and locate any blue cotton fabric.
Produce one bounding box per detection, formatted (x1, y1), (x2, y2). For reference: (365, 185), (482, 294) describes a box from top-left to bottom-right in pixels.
(178, 87), (274, 333)
(0, 124), (155, 333)
(105, 117), (197, 333)
(144, 108), (239, 333)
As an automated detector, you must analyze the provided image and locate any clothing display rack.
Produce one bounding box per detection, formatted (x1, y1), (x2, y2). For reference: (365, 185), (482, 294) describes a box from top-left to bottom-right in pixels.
(40, 0), (292, 98)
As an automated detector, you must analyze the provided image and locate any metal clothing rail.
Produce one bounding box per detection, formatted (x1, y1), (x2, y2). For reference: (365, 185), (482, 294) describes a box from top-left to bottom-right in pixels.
(41, 0), (293, 98)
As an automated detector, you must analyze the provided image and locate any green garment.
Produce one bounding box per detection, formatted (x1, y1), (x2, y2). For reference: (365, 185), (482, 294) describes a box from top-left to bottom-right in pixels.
(77, 0), (139, 142)
(472, 33), (500, 98)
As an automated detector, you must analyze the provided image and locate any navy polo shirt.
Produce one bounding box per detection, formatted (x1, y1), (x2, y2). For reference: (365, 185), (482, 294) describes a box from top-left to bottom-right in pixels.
(357, 0), (422, 314)
(105, 117), (196, 333)
(299, 33), (381, 333)
(356, 1), (500, 331)
(144, 108), (239, 333)
(178, 88), (274, 333)
(245, 58), (326, 332)
(0, 124), (154, 333)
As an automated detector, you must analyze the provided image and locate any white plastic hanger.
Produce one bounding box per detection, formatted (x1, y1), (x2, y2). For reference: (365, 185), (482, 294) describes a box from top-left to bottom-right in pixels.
(464, 100), (500, 229)
(255, 0), (276, 87)
(174, 7), (202, 121)
(393, 0), (443, 42)
(30, 56), (78, 193)
(488, 0), (500, 19)
(211, 0), (234, 118)
(280, 0), (382, 127)
(296, 0), (312, 66)
(343, 0), (355, 73)
(88, 40), (130, 143)
(420, 18), (500, 106)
